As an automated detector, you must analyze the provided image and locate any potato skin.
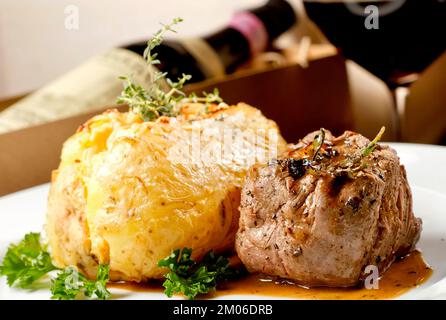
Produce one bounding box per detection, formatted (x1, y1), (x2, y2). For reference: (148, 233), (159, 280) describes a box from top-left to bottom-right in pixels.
(46, 103), (286, 281)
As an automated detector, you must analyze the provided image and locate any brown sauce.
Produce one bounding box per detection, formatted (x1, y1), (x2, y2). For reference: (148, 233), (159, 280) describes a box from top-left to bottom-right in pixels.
(109, 251), (431, 300)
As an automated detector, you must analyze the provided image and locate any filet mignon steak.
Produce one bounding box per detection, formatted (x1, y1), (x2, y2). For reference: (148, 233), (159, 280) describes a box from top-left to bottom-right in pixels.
(235, 129), (421, 287)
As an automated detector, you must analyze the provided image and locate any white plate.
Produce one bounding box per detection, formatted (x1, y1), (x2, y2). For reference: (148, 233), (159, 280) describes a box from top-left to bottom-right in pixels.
(1, 143), (446, 300)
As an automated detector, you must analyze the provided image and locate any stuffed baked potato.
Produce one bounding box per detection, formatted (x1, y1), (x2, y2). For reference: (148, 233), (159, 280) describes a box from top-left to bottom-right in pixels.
(46, 102), (286, 281)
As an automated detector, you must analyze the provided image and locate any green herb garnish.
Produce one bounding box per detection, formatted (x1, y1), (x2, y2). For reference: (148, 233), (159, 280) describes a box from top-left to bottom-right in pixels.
(51, 264), (110, 300)
(117, 18), (187, 121)
(0, 232), (57, 288)
(312, 128), (326, 161)
(0, 232), (111, 300)
(117, 18), (225, 121)
(362, 126), (386, 157)
(157, 248), (236, 300)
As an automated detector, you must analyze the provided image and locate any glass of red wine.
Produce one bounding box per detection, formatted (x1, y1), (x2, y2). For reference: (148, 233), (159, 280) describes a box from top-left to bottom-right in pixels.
(303, 0), (446, 140)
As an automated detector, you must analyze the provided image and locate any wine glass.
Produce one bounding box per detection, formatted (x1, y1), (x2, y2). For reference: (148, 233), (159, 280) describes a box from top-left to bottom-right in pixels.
(302, 0), (446, 140)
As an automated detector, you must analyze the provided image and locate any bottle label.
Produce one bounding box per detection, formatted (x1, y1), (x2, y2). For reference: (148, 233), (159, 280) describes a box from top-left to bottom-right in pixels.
(179, 37), (226, 78)
(0, 48), (155, 134)
(228, 12), (269, 56)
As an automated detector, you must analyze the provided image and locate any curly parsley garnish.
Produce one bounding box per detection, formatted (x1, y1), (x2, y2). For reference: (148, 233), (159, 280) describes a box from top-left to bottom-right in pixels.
(0, 232), (111, 300)
(117, 18), (225, 121)
(157, 248), (236, 300)
(0, 232), (56, 288)
(51, 265), (110, 300)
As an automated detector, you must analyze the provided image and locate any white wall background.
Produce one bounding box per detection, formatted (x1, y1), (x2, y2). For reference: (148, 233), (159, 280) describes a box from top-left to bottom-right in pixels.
(0, 0), (263, 98)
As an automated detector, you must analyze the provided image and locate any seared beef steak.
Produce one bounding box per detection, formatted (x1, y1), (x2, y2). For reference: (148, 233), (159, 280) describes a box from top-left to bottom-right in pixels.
(235, 130), (421, 287)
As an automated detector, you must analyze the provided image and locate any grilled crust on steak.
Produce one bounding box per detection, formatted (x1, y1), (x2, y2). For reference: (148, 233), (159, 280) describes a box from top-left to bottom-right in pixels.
(235, 130), (421, 287)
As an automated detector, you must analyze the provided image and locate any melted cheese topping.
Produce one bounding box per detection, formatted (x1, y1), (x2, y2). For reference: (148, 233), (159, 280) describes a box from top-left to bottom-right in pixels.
(47, 103), (286, 281)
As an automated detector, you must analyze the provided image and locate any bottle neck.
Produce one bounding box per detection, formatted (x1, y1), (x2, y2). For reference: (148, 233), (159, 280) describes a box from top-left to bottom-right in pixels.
(205, 0), (296, 73)
(204, 28), (251, 74)
(124, 40), (207, 82)
(124, 0), (296, 78)
(228, 12), (269, 57)
(250, 0), (296, 40)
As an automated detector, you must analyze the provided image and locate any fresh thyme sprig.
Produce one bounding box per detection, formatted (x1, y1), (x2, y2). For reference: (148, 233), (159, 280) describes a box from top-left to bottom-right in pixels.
(186, 88), (223, 105)
(143, 18), (183, 66)
(328, 126), (386, 178)
(117, 18), (225, 121)
(362, 126), (386, 157)
(289, 127), (386, 180)
(312, 128), (326, 161)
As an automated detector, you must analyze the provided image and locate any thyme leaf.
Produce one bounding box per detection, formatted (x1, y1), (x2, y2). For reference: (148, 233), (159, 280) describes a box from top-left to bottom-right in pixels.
(117, 18), (225, 121)
(312, 128), (326, 161)
(362, 126), (386, 157)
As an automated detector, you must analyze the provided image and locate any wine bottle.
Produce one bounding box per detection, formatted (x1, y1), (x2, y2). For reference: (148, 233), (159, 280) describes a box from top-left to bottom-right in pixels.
(126, 0), (297, 82)
(0, 0), (296, 134)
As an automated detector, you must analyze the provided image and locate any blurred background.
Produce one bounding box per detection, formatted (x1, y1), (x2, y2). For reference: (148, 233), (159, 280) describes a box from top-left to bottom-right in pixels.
(0, 0), (263, 98)
(0, 0), (445, 143)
